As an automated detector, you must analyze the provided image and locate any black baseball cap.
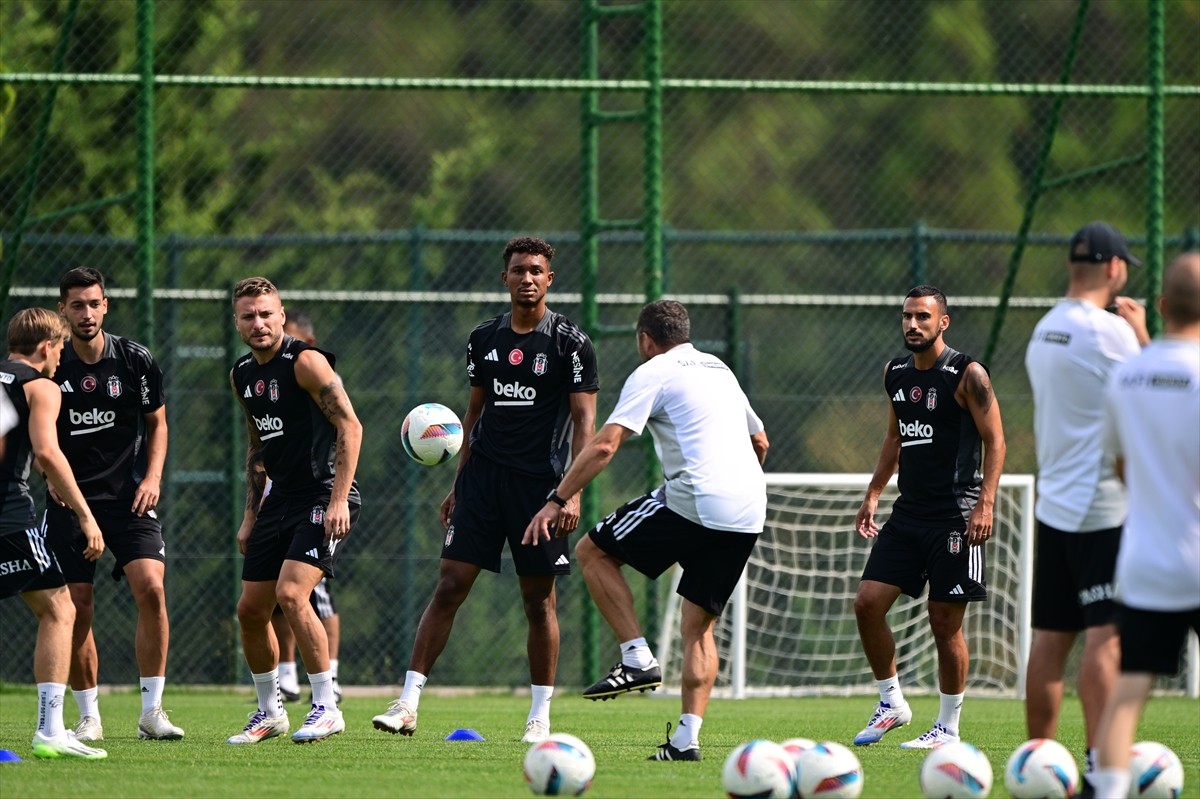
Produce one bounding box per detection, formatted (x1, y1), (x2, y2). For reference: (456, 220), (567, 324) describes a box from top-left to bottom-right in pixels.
(1068, 221), (1142, 267)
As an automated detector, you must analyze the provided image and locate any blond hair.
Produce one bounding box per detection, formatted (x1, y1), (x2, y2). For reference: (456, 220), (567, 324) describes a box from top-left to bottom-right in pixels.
(232, 277), (279, 307)
(8, 307), (68, 355)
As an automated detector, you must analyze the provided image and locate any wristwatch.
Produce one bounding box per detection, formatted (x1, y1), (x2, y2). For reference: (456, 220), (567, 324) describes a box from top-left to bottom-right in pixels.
(545, 489), (568, 507)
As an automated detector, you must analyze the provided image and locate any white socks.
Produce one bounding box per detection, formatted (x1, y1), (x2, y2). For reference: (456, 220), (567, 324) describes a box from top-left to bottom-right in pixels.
(140, 675), (165, 713)
(528, 684), (553, 724)
(399, 670), (427, 707)
(937, 691), (964, 734)
(309, 670), (337, 707)
(252, 669), (285, 717)
(37, 683), (67, 737)
(877, 675), (905, 707)
(73, 686), (100, 722)
(278, 661), (300, 693)
(1089, 767), (1131, 799)
(620, 637), (656, 670)
(670, 714), (702, 749)
(329, 658), (339, 681)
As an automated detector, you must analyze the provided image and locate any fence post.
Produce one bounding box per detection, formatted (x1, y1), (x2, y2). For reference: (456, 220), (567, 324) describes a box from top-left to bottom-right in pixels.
(1144, 0), (1165, 338)
(135, 0), (156, 346)
(909, 220), (927, 287)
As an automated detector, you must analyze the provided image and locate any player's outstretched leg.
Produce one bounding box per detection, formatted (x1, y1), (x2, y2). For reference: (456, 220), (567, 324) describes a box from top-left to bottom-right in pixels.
(647, 722), (701, 762)
(227, 709), (291, 744)
(32, 731), (107, 760)
(899, 721), (959, 749)
(291, 704), (344, 744)
(852, 700), (913, 746)
(372, 699), (418, 735)
(582, 660), (662, 701)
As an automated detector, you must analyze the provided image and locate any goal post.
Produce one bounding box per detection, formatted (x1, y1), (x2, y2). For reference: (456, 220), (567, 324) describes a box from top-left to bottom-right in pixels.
(657, 473), (1036, 699)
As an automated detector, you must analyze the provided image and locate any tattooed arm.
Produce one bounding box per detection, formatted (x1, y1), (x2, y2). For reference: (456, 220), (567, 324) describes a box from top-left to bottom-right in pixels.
(232, 370), (267, 555)
(958, 361), (1006, 545)
(296, 350), (363, 542)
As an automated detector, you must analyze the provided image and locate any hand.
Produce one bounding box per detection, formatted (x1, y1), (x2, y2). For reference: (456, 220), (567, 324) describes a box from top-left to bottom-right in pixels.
(556, 492), (581, 534)
(440, 489), (456, 529)
(522, 503), (560, 547)
(131, 475), (161, 517)
(967, 502), (994, 546)
(236, 520), (254, 556)
(47, 482), (66, 508)
(324, 499), (352, 543)
(854, 499), (879, 539)
(1112, 296), (1150, 345)
(80, 516), (105, 562)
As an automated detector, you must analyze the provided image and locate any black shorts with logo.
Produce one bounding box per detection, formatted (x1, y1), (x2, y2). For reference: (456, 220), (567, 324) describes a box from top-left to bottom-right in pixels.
(0, 527), (65, 598)
(242, 491), (360, 582)
(443, 453), (569, 577)
(43, 500), (165, 584)
(1117, 603), (1200, 675)
(586, 489), (759, 617)
(1031, 521), (1121, 631)
(861, 513), (987, 602)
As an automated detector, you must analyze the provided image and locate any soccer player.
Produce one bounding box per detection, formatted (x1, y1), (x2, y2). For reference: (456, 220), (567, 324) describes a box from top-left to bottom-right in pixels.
(1023, 222), (1148, 773)
(1089, 251), (1200, 799)
(851, 285), (1006, 749)
(2, 307), (107, 760)
(42, 267), (183, 742)
(226, 278), (363, 745)
(266, 310), (345, 704)
(373, 237), (598, 743)
(523, 299), (768, 761)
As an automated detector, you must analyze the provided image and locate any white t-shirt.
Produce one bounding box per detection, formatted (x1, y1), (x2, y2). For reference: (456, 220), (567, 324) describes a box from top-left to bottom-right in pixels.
(1102, 337), (1200, 612)
(1025, 298), (1140, 531)
(606, 343), (766, 533)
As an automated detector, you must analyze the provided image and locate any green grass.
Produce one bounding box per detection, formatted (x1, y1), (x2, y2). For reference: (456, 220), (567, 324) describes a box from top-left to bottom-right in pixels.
(0, 686), (1196, 798)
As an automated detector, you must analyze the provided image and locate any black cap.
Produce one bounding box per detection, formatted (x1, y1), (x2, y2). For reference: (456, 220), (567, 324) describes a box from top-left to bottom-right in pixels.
(1068, 221), (1142, 267)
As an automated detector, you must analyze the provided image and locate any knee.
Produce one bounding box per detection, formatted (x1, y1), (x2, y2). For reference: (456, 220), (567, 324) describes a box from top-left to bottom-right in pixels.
(47, 589), (78, 627)
(69, 590), (96, 627)
(274, 583), (310, 615)
(521, 589), (556, 623)
(574, 535), (611, 576)
(854, 590), (884, 622)
(237, 595), (272, 628)
(926, 606), (962, 640)
(430, 576), (471, 610)
(132, 581), (167, 613)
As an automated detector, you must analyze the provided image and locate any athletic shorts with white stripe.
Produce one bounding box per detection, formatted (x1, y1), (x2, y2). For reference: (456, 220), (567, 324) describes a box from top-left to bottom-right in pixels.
(586, 489), (759, 617)
(860, 513), (987, 602)
(0, 526), (66, 598)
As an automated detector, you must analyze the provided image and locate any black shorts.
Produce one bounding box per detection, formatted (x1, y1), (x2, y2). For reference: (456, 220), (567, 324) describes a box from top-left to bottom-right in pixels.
(272, 578), (337, 619)
(443, 454), (568, 577)
(1117, 603), (1200, 675)
(242, 492), (360, 582)
(43, 500), (165, 584)
(861, 515), (986, 602)
(586, 490), (759, 617)
(1031, 522), (1121, 631)
(0, 527), (65, 598)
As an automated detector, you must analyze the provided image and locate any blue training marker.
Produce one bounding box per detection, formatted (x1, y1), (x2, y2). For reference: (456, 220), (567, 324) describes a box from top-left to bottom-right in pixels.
(445, 728), (485, 741)
(0, 749), (23, 763)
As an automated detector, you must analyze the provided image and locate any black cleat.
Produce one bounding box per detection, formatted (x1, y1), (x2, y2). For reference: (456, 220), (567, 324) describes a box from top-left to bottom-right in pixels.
(279, 687), (301, 703)
(582, 660), (662, 700)
(648, 723), (701, 761)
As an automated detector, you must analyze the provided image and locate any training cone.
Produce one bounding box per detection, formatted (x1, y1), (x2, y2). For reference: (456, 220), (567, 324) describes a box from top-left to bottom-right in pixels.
(445, 728), (485, 741)
(0, 749), (23, 763)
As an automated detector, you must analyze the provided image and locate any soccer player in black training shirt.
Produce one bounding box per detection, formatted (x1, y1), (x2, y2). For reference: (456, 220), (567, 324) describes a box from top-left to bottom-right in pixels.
(851, 285), (1006, 750)
(42, 267), (183, 742)
(227, 277), (363, 746)
(373, 236), (599, 743)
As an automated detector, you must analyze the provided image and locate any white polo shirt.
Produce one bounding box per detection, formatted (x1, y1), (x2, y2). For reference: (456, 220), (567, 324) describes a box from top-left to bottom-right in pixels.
(606, 343), (766, 533)
(1025, 298), (1140, 531)
(1102, 337), (1200, 612)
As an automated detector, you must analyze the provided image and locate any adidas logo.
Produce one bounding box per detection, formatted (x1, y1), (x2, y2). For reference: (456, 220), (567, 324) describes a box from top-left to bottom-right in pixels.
(141, 686), (149, 693)
(243, 385), (252, 398)
(306, 548), (321, 559)
(60, 381), (74, 393)
(554, 555), (569, 566)
(484, 349), (499, 362)
(949, 584), (965, 595)
(892, 389), (905, 402)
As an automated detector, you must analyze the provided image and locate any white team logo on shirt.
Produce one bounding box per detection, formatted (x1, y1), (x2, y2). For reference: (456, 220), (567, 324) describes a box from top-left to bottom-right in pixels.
(892, 389), (905, 402)
(533, 353), (548, 376)
(107, 375), (122, 398)
(484, 349), (499, 362)
(947, 533), (962, 554)
(310, 507), (324, 525)
(926, 388), (937, 411)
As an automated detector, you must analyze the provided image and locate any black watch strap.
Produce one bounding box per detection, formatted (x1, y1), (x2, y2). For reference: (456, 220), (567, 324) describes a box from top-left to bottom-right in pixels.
(546, 489), (568, 507)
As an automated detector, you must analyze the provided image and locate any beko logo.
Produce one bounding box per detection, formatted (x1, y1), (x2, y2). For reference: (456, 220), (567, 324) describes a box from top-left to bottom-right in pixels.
(254, 415), (285, 440)
(898, 419), (933, 447)
(493, 379), (536, 405)
(68, 408), (117, 436)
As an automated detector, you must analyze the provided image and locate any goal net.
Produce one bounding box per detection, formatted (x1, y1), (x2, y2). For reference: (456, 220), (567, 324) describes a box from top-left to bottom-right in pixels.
(657, 473), (1035, 698)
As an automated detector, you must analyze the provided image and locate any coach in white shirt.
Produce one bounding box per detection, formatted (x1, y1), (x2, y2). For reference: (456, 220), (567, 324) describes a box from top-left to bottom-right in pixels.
(1090, 251), (1200, 799)
(1023, 221), (1150, 773)
(524, 299), (769, 762)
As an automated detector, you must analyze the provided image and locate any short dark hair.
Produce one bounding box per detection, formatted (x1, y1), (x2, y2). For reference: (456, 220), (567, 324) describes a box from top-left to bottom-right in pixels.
(637, 300), (690, 347)
(1163, 251), (1200, 326)
(502, 236), (555, 266)
(232, 277), (279, 306)
(59, 267), (106, 301)
(905, 285), (948, 315)
(285, 309), (315, 340)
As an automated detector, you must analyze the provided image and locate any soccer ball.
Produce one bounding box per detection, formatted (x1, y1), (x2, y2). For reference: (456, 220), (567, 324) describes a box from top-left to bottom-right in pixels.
(796, 741), (864, 799)
(523, 733), (595, 796)
(1004, 739), (1079, 799)
(919, 741), (993, 799)
(401, 403), (463, 466)
(1129, 741), (1184, 799)
(722, 739), (797, 799)
(780, 737), (818, 769)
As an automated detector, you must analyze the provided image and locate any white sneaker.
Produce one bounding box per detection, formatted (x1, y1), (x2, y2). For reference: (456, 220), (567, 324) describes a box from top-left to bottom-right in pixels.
(852, 701), (912, 745)
(372, 699), (418, 736)
(73, 715), (104, 742)
(292, 704), (344, 743)
(227, 709), (290, 744)
(522, 718), (550, 743)
(899, 722), (959, 749)
(31, 730), (107, 760)
(138, 705), (185, 740)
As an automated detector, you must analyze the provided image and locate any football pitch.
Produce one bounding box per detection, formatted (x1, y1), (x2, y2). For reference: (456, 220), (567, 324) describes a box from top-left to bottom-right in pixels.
(0, 685), (1196, 798)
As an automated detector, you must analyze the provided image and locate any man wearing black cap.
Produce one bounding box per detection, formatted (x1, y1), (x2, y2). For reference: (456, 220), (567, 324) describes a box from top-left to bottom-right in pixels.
(1023, 221), (1149, 778)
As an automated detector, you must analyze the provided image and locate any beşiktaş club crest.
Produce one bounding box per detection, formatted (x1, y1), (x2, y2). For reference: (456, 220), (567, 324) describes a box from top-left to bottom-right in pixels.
(533, 353), (548, 376)
(926, 387), (937, 411)
(310, 507), (324, 526)
(107, 375), (122, 398)
(947, 533), (963, 554)
(269, 379), (280, 402)
(444, 524), (455, 548)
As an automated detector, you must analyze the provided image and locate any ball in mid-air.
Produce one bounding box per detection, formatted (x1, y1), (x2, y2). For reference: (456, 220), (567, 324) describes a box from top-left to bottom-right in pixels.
(401, 402), (463, 466)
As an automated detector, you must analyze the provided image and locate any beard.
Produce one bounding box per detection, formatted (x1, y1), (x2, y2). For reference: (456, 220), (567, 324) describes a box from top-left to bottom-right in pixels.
(904, 333), (938, 353)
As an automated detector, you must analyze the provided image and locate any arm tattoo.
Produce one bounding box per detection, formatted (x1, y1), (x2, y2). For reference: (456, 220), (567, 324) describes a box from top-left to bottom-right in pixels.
(317, 380), (347, 422)
(968, 366), (994, 412)
(245, 446), (266, 510)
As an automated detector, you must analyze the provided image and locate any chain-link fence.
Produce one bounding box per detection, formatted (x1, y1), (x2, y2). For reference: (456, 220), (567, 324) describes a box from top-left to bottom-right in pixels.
(2, 0), (1197, 692)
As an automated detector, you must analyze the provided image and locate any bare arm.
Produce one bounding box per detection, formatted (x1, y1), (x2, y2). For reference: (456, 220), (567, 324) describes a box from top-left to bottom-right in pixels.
(27, 380), (103, 561)
(855, 364), (900, 539)
(751, 430), (769, 466)
(131, 404), (167, 516)
(523, 421), (635, 546)
(555, 390), (598, 533)
(440, 386), (485, 529)
(295, 350), (363, 541)
(958, 362), (1006, 545)
(231, 371), (267, 555)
